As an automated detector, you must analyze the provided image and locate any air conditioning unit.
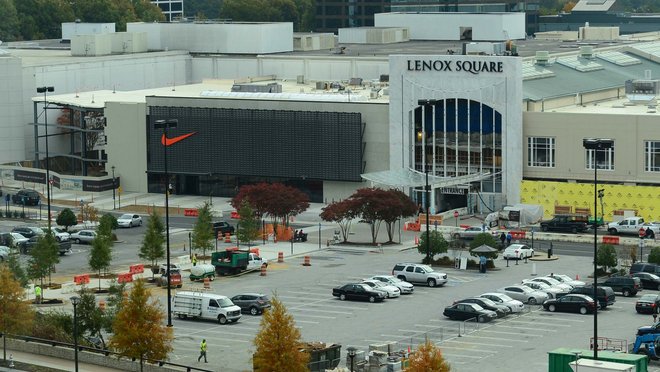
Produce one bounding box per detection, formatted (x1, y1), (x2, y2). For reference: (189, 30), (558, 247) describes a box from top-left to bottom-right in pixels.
(535, 51), (550, 65)
(625, 79), (660, 104)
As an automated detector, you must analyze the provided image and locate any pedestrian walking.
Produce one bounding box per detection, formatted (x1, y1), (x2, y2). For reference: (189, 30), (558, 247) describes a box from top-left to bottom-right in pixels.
(35, 285), (42, 304)
(198, 339), (207, 363)
(506, 232), (512, 246)
(499, 232), (506, 247)
(192, 254), (197, 267)
(646, 227), (654, 240)
(479, 255), (487, 273)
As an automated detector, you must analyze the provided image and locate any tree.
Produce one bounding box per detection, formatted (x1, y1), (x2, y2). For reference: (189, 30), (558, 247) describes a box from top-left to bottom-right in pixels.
(3, 253), (29, 288)
(56, 208), (77, 231)
(192, 202), (214, 258)
(109, 280), (173, 371)
(27, 232), (60, 288)
(405, 339), (451, 372)
(0, 266), (35, 362)
(649, 247), (660, 265)
(351, 188), (394, 244)
(253, 296), (309, 371)
(14, 0), (75, 40)
(98, 213), (118, 242)
(185, 0), (223, 19)
(469, 233), (500, 260)
(220, 0), (313, 31)
(0, 0), (20, 41)
(597, 244), (618, 273)
(236, 200), (260, 247)
(320, 198), (360, 243)
(139, 210), (165, 278)
(131, 0), (165, 22)
(75, 288), (111, 349)
(380, 189), (418, 243)
(416, 230), (449, 263)
(89, 235), (112, 290)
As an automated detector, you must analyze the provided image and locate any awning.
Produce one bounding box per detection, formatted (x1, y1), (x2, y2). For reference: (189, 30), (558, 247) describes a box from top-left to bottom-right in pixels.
(360, 168), (491, 188)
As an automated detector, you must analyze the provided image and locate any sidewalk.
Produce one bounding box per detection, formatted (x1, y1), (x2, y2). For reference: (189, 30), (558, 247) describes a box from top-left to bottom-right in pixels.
(0, 350), (124, 372)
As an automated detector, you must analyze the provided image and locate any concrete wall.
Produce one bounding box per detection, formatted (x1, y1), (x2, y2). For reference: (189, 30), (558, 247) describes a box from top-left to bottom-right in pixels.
(105, 102), (149, 193)
(71, 34), (112, 56)
(293, 33), (335, 51)
(110, 32), (148, 54)
(62, 23), (115, 41)
(374, 13), (526, 41)
(127, 22), (293, 54)
(0, 55), (25, 164)
(338, 28), (409, 44)
(580, 27), (619, 41)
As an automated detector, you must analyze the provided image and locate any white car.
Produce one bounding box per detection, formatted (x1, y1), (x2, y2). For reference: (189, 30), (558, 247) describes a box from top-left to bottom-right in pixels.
(369, 275), (414, 294)
(9, 232), (29, 248)
(530, 276), (574, 292)
(479, 292), (525, 313)
(499, 285), (549, 305)
(521, 281), (567, 299)
(502, 244), (534, 260)
(452, 225), (496, 240)
(362, 280), (401, 298)
(548, 274), (585, 288)
(0, 246), (8, 261)
(43, 227), (70, 242)
(117, 214), (143, 228)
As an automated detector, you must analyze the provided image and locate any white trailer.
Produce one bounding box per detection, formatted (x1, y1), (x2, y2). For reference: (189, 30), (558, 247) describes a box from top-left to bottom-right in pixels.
(171, 291), (242, 324)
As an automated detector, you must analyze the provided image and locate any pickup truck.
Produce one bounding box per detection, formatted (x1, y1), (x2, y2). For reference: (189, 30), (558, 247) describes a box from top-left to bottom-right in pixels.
(211, 249), (267, 275)
(23, 236), (72, 256)
(539, 214), (590, 234)
(607, 217), (660, 238)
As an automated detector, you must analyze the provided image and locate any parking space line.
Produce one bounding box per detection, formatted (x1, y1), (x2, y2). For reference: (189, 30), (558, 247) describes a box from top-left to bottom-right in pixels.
(533, 314), (588, 322)
(303, 303), (370, 311)
(284, 291), (331, 297)
(479, 329), (543, 337)
(439, 352), (482, 360)
(459, 334), (529, 342)
(288, 308), (353, 315)
(443, 339), (514, 347)
(495, 325), (558, 332)
(504, 319), (572, 327)
(294, 320), (320, 324)
(288, 313), (336, 319)
(436, 345), (499, 353)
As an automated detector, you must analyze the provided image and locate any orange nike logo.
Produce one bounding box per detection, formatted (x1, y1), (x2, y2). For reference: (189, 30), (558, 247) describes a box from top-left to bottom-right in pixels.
(161, 132), (196, 146)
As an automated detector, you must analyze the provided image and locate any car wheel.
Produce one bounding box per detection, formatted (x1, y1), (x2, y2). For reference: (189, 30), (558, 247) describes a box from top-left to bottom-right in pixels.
(541, 225), (548, 232)
(177, 314), (187, 320)
(139, 220), (143, 226)
(623, 289), (631, 297)
(528, 297), (537, 305)
(397, 275), (407, 282)
(218, 315), (227, 324)
(427, 278), (436, 287)
(579, 306), (588, 315)
(657, 284), (660, 291)
(369, 296), (376, 303)
(74, 238), (80, 244)
(478, 316), (485, 323)
(571, 227), (578, 234)
(453, 233), (461, 240)
(250, 307), (259, 316)
(608, 228), (618, 235)
(340, 294), (346, 301)
(548, 305), (556, 312)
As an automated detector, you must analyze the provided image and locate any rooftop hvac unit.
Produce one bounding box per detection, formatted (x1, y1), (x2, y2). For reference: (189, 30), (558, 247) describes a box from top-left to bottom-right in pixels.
(579, 46), (594, 59)
(349, 77), (363, 86)
(535, 51), (550, 65)
(231, 83), (282, 93)
(380, 74), (389, 82)
(296, 75), (305, 84)
(315, 81), (327, 90)
(370, 91), (379, 99)
(625, 79), (660, 104)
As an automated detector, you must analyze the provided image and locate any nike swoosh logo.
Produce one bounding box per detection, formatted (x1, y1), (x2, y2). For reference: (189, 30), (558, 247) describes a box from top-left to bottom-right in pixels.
(161, 132), (196, 146)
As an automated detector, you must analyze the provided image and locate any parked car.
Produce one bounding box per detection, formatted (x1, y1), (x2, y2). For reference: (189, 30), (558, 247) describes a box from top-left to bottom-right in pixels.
(498, 285), (549, 305)
(0, 246), (8, 262)
(542, 294), (597, 314)
(524, 277), (573, 292)
(391, 263), (448, 287)
(569, 285), (616, 309)
(601, 276), (641, 297)
(479, 293), (525, 313)
(362, 280), (401, 298)
(630, 272), (660, 291)
(443, 303), (497, 323)
(548, 274), (585, 288)
(502, 244), (534, 260)
(0, 232), (28, 250)
(117, 214), (142, 228)
(635, 294), (660, 314)
(230, 293), (271, 315)
(521, 281), (567, 299)
(539, 214), (589, 233)
(11, 226), (45, 239)
(211, 221), (235, 237)
(12, 189), (40, 206)
(332, 283), (386, 303)
(70, 230), (97, 244)
(368, 275), (414, 294)
(452, 225), (494, 240)
(454, 297), (510, 318)
(42, 227), (70, 242)
(630, 262), (660, 276)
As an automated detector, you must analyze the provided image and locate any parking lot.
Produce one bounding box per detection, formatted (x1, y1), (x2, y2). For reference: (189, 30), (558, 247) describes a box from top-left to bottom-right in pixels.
(150, 247), (660, 372)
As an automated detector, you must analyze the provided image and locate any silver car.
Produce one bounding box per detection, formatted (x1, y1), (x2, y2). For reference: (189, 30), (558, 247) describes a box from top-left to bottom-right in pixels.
(479, 292), (525, 313)
(117, 214), (143, 228)
(548, 274), (585, 288)
(499, 285), (549, 305)
(70, 230), (97, 244)
(368, 275), (414, 294)
(452, 225), (494, 240)
(529, 276), (573, 292)
(521, 281), (567, 299)
(362, 280), (401, 298)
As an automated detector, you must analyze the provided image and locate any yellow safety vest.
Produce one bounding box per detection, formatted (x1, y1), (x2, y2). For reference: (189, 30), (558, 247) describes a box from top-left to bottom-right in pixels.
(200, 341), (207, 352)
(35, 286), (41, 296)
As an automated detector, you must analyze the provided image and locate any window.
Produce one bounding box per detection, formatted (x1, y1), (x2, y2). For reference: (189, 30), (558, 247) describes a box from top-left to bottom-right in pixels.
(586, 142), (615, 170)
(645, 141), (660, 172)
(527, 137), (555, 167)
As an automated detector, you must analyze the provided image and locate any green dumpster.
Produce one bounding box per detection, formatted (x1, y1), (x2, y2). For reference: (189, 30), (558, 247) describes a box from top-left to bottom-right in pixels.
(548, 348), (648, 372)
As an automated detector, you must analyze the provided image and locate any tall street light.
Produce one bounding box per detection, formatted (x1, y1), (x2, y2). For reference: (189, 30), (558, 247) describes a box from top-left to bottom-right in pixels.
(37, 86), (54, 229)
(154, 119), (178, 327)
(70, 296), (80, 372)
(582, 138), (613, 360)
(111, 166), (116, 210)
(418, 100), (435, 264)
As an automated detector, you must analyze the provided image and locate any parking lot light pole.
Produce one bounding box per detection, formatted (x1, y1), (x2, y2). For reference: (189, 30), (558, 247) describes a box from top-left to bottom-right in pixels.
(154, 119), (178, 328)
(347, 346), (357, 372)
(583, 138), (614, 360)
(70, 296), (80, 372)
(111, 166), (116, 210)
(37, 86), (54, 229)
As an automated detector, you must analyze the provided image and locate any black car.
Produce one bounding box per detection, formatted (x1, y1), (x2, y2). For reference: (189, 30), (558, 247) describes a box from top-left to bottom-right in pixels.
(12, 189), (41, 206)
(569, 285), (616, 309)
(542, 294), (597, 314)
(630, 262), (660, 276)
(602, 276), (641, 297)
(211, 221), (235, 237)
(454, 297), (511, 318)
(443, 303), (498, 322)
(635, 294), (660, 314)
(539, 214), (589, 233)
(11, 226), (44, 239)
(631, 272), (660, 291)
(231, 293), (271, 315)
(332, 283), (386, 303)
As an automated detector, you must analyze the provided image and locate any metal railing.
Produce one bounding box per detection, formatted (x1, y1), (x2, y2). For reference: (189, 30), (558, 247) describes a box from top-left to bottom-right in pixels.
(4, 334), (214, 372)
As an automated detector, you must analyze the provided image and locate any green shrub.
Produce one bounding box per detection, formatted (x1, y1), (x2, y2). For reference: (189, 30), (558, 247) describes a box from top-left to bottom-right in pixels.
(13, 211), (19, 218)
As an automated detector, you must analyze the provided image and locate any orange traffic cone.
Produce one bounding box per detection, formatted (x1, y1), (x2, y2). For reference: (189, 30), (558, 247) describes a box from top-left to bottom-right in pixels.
(414, 236), (419, 244)
(576, 274), (580, 280)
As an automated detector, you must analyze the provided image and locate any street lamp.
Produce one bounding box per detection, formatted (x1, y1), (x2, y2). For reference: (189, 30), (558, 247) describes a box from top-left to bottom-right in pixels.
(70, 296), (80, 372)
(111, 166), (116, 210)
(418, 100), (435, 264)
(37, 86), (54, 229)
(347, 346), (357, 372)
(154, 119), (178, 328)
(582, 138), (614, 360)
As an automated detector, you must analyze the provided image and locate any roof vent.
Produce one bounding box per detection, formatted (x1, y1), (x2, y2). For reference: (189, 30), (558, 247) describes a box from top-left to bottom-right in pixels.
(625, 79), (660, 104)
(579, 46), (594, 59)
(535, 51), (550, 66)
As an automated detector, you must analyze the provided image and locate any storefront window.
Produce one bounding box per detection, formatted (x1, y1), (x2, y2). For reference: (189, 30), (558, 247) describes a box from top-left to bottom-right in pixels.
(527, 137), (555, 167)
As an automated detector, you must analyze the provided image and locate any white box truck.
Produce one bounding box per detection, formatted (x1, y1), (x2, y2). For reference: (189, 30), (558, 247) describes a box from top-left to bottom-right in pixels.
(172, 291), (242, 324)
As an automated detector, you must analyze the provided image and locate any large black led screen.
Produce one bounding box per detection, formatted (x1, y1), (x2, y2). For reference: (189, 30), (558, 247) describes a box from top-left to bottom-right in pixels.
(147, 106), (363, 182)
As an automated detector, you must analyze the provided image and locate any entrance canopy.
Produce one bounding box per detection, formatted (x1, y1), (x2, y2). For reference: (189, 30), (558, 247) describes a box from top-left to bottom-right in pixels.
(360, 168), (491, 188)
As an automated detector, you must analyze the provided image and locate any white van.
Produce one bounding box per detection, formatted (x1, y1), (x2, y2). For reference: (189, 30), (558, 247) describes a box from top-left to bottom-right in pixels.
(172, 291), (242, 324)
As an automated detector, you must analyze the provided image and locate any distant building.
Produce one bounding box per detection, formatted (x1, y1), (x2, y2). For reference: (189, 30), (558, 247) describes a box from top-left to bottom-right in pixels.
(151, 0), (184, 22)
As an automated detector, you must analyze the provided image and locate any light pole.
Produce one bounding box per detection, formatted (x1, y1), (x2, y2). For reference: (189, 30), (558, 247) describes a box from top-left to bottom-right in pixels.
(418, 100), (433, 264)
(37, 86), (54, 229)
(582, 138), (614, 360)
(318, 222), (321, 250)
(154, 119), (178, 327)
(347, 346), (357, 372)
(70, 296), (80, 372)
(111, 166), (116, 210)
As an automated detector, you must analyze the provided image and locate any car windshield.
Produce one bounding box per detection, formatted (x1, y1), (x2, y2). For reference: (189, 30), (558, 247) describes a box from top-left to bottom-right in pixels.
(519, 286), (533, 293)
(641, 294), (658, 301)
(497, 294), (514, 301)
(217, 298), (235, 308)
(544, 277), (561, 285)
(534, 282), (550, 289)
(553, 275), (571, 282)
(648, 274), (660, 280)
(479, 298), (496, 306)
(119, 214), (132, 219)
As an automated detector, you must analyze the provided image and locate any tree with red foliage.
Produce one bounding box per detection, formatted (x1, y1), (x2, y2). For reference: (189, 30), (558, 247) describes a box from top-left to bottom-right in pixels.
(231, 183), (309, 232)
(348, 188), (418, 244)
(381, 189), (418, 243)
(320, 198), (360, 242)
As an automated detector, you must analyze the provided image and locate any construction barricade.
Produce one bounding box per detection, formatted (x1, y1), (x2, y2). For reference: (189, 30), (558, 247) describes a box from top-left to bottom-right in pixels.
(278, 252), (284, 263)
(602, 236), (620, 245)
(129, 264), (144, 274)
(303, 256), (311, 266)
(510, 231), (526, 240)
(74, 274), (90, 285)
(184, 208), (199, 217)
(117, 273), (133, 284)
